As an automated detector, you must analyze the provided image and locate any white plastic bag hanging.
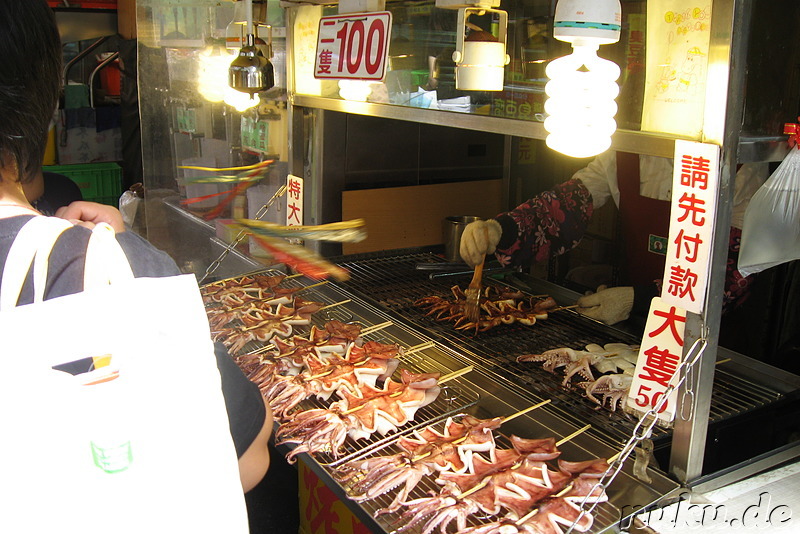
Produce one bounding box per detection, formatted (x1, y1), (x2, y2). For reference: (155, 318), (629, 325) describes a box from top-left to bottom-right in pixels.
(738, 132), (800, 277)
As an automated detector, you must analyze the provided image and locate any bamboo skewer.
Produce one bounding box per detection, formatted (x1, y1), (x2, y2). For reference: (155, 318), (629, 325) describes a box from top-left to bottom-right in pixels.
(201, 268), (282, 287)
(550, 304), (580, 312)
(410, 400), (552, 463)
(296, 280), (329, 292)
(246, 314), (383, 357)
(438, 365), (474, 384)
(321, 299), (351, 310)
(242, 299), (352, 330)
(556, 424), (591, 446)
(515, 478), (592, 526)
(205, 279), (328, 313)
(457, 425), (589, 501)
(361, 321), (393, 335)
(343, 366), (474, 414)
(403, 341), (436, 356)
(458, 478), (489, 499)
(501, 400), (552, 422)
(202, 267), (307, 290)
(516, 508), (539, 525)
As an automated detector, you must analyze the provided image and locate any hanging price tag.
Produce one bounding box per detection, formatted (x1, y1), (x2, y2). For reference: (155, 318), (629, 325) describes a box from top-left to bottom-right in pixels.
(314, 12), (392, 80)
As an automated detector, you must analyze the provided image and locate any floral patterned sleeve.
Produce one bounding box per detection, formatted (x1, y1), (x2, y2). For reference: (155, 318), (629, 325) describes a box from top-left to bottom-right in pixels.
(493, 178), (594, 267)
(723, 226), (756, 313)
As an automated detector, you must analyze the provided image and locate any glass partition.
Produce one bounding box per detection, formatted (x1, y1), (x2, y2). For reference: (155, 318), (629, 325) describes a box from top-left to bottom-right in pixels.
(289, 0), (715, 136)
(135, 0), (289, 280)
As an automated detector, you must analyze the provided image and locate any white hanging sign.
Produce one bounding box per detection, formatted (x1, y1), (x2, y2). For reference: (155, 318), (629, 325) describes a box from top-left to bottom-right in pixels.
(661, 140), (719, 314)
(626, 297), (687, 424)
(286, 174), (304, 227)
(640, 0), (712, 137)
(314, 12), (392, 80)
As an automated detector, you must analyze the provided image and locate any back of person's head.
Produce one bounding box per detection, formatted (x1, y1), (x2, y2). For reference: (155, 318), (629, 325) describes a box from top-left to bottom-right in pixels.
(0, 0), (62, 184)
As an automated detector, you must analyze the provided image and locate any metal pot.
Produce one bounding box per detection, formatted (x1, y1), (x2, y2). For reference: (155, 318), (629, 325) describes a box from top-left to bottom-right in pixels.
(442, 215), (480, 262)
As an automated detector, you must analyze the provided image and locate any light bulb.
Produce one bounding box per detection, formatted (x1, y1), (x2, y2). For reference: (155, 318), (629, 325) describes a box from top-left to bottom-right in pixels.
(543, 42), (620, 158)
(197, 47), (232, 103)
(337, 80), (373, 102)
(196, 46), (259, 111)
(224, 86), (260, 112)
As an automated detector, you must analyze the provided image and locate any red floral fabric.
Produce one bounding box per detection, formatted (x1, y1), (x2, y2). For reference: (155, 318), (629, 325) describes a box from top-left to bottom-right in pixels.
(494, 179), (593, 267)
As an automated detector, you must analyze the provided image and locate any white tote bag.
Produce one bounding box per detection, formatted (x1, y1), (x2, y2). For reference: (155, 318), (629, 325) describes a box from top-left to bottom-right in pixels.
(0, 217), (248, 533)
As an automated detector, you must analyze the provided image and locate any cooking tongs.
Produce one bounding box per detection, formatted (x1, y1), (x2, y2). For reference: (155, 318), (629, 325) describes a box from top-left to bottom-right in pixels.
(414, 262), (510, 279)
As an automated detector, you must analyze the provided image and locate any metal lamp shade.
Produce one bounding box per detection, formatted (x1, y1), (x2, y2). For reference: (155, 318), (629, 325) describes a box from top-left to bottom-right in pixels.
(228, 36), (275, 95)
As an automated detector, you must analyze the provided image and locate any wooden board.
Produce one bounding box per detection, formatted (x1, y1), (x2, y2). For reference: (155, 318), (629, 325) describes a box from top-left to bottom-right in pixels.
(342, 180), (504, 254)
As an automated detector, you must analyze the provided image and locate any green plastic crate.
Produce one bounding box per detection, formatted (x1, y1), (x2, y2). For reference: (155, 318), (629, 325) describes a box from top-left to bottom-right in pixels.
(42, 162), (123, 207)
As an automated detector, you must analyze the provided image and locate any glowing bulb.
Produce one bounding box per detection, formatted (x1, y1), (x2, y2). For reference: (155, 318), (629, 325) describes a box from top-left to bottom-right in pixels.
(224, 86), (260, 112)
(197, 47), (232, 103)
(337, 80), (373, 102)
(196, 46), (259, 111)
(543, 41), (620, 158)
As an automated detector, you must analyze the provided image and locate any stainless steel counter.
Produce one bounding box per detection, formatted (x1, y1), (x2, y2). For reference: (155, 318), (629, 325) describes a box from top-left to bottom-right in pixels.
(255, 269), (682, 533)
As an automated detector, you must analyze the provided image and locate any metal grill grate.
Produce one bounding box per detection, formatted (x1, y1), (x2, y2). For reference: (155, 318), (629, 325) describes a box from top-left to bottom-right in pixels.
(338, 421), (622, 534)
(206, 270), (483, 467)
(333, 252), (784, 446)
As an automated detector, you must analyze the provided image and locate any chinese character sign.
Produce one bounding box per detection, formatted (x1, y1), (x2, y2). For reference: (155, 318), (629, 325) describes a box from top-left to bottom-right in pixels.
(662, 140), (719, 314)
(286, 175), (304, 227)
(626, 297), (687, 424)
(314, 12), (392, 80)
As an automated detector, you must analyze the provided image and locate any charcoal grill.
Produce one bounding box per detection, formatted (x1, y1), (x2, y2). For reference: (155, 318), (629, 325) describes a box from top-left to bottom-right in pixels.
(331, 250), (797, 471)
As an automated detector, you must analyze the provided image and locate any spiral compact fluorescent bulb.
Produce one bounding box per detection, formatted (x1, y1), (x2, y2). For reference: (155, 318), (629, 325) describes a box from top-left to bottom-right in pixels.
(544, 0), (622, 158)
(544, 41), (620, 158)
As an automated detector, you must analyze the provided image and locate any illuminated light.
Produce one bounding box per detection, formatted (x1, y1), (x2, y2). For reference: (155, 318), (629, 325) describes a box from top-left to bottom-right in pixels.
(197, 47), (233, 103)
(197, 46), (260, 111)
(337, 80), (373, 102)
(544, 41), (620, 158)
(224, 86), (260, 112)
(544, 0), (622, 158)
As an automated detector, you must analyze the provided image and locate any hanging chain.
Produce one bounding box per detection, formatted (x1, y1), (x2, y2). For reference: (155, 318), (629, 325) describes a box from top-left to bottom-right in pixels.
(680, 354), (696, 421)
(564, 326), (709, 534)
(199, 183), (288, 285)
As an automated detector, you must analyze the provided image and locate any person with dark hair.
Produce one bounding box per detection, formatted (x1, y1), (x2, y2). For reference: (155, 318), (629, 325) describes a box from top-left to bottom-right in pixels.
(0, 0), (272, 493)
(21, 169), (84, 216)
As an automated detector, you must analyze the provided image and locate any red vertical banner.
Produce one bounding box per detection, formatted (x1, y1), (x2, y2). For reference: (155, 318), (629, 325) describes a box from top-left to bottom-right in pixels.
(661, 140), (720, 314)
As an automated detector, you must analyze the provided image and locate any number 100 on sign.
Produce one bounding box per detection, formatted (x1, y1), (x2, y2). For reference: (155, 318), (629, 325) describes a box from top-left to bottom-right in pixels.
(314, 12), (392, 80)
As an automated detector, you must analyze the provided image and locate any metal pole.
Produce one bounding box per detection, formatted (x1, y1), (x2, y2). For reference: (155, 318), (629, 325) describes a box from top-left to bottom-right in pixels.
(668, 0), (752, 483)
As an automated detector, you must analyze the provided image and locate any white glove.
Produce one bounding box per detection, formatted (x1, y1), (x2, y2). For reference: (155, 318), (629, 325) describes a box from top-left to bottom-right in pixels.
(459, 219), (502, 267)
(576, 285), (634, 325)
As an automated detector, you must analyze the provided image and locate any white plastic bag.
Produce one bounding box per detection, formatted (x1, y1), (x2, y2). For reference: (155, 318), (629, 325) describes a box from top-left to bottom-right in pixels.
(738, 147), (800, 277)
(0, 217), (248, 533)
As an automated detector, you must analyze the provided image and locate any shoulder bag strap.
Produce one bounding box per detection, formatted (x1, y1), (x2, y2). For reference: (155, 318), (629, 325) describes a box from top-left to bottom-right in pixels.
(83, 222), (134, 291)
(0, 216), (74, 310)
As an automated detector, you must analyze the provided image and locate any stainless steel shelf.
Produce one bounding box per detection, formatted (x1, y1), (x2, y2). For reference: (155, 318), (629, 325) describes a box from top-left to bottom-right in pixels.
(293, 95), (791, 164)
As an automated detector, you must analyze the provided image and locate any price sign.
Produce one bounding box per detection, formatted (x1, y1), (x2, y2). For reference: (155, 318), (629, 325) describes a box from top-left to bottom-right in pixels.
(314, 12), (392, 80)
(626, 297), (687, 424)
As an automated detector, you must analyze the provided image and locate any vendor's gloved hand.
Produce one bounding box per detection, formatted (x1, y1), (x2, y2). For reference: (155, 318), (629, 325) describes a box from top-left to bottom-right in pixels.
(459, 219), (502, 267)
(576, 285), (634, 325)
